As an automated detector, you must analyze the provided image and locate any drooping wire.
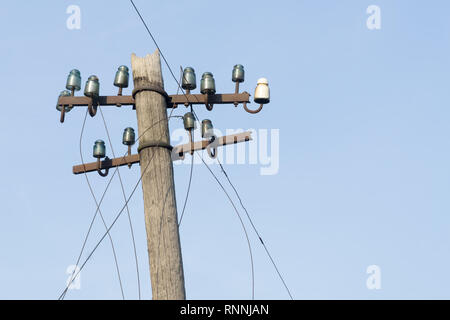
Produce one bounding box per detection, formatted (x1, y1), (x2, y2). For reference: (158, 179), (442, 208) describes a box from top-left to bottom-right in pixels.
(79, 110), (125, 300)
(62, 108), (125, 300)
(130, 1), (186, 100)
(216, 157), (294, 300)
(61, 166), (119, 300)
(177, 156), (193, 227)
(197, 153), (255, 300)
(98, 106), (141, 300)
(60, 23), (185, 295)
(59, 153), (152, 300)
(59, 108), (178, 299)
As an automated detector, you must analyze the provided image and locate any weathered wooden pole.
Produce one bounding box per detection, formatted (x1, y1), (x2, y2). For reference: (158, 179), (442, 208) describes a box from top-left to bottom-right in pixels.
(131, 51), (186, 300)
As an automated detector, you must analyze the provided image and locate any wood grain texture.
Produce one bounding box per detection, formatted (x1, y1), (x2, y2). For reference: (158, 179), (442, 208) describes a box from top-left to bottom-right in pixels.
(131, 51), (185, 300)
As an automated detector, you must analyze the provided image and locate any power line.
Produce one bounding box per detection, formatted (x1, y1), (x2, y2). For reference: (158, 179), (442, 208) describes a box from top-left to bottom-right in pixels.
(63, 0), (262, 300)
(129, 0), (201, 226)
(129, 0), (203, 123)
(61, 115), (182, 299)
(59, 108), (178, 299)
(59, 157), (149, 300)
(177, 156), (193, 227)
(61, 167), (119, 300)
(130, 0), (185, 98)
(99, 106), (141, 300)
(62, 109), (125, 300)
(130, 1), (203, 228)
(216, 158), (294, 300)
(61, 1), (201, 296)
(78, 109), (125, 300)
(197, 153), (255, 300)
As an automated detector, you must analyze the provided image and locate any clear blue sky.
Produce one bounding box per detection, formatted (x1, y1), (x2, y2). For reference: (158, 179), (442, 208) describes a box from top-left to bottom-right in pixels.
(0, 0), (450, 299)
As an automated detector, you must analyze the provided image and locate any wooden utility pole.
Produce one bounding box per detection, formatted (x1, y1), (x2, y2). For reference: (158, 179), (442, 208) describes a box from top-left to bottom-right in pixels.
(59, 50), (259, 299)
(131, 51), (186, 300)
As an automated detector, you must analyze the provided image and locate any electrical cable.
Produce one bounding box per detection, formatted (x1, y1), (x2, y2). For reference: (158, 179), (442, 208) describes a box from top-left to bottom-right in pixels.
(62, 109), (125, 300)
(216, 157), (294, 300)
(197, 153), (255, 300)
(129, 0), (205, 124)
(65, 0), (277, 301)
(148, 67), (192, 297)
(130, 0), (189, 102)
(177, 156), (193, 227)
(59, 107), (178, 299)
(98, 106), (141, 300)
(61, 167), (119, 300)
(61, 115), (183, 300)
(130, 1), (203, 228)
(59, 154), (152, 300)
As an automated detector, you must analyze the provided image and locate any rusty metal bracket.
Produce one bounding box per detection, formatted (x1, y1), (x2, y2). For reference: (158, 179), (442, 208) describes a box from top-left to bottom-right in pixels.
(97, 167), (109, 177)
(204, 94), (214, 111)
(168, 92), (251, 109)
(96, 157), (110, 177)
(58, 95), (135, 107)
(88, 98), (98, 117)
(243, 102), (264, 114)
(57, 92), (251, 110)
